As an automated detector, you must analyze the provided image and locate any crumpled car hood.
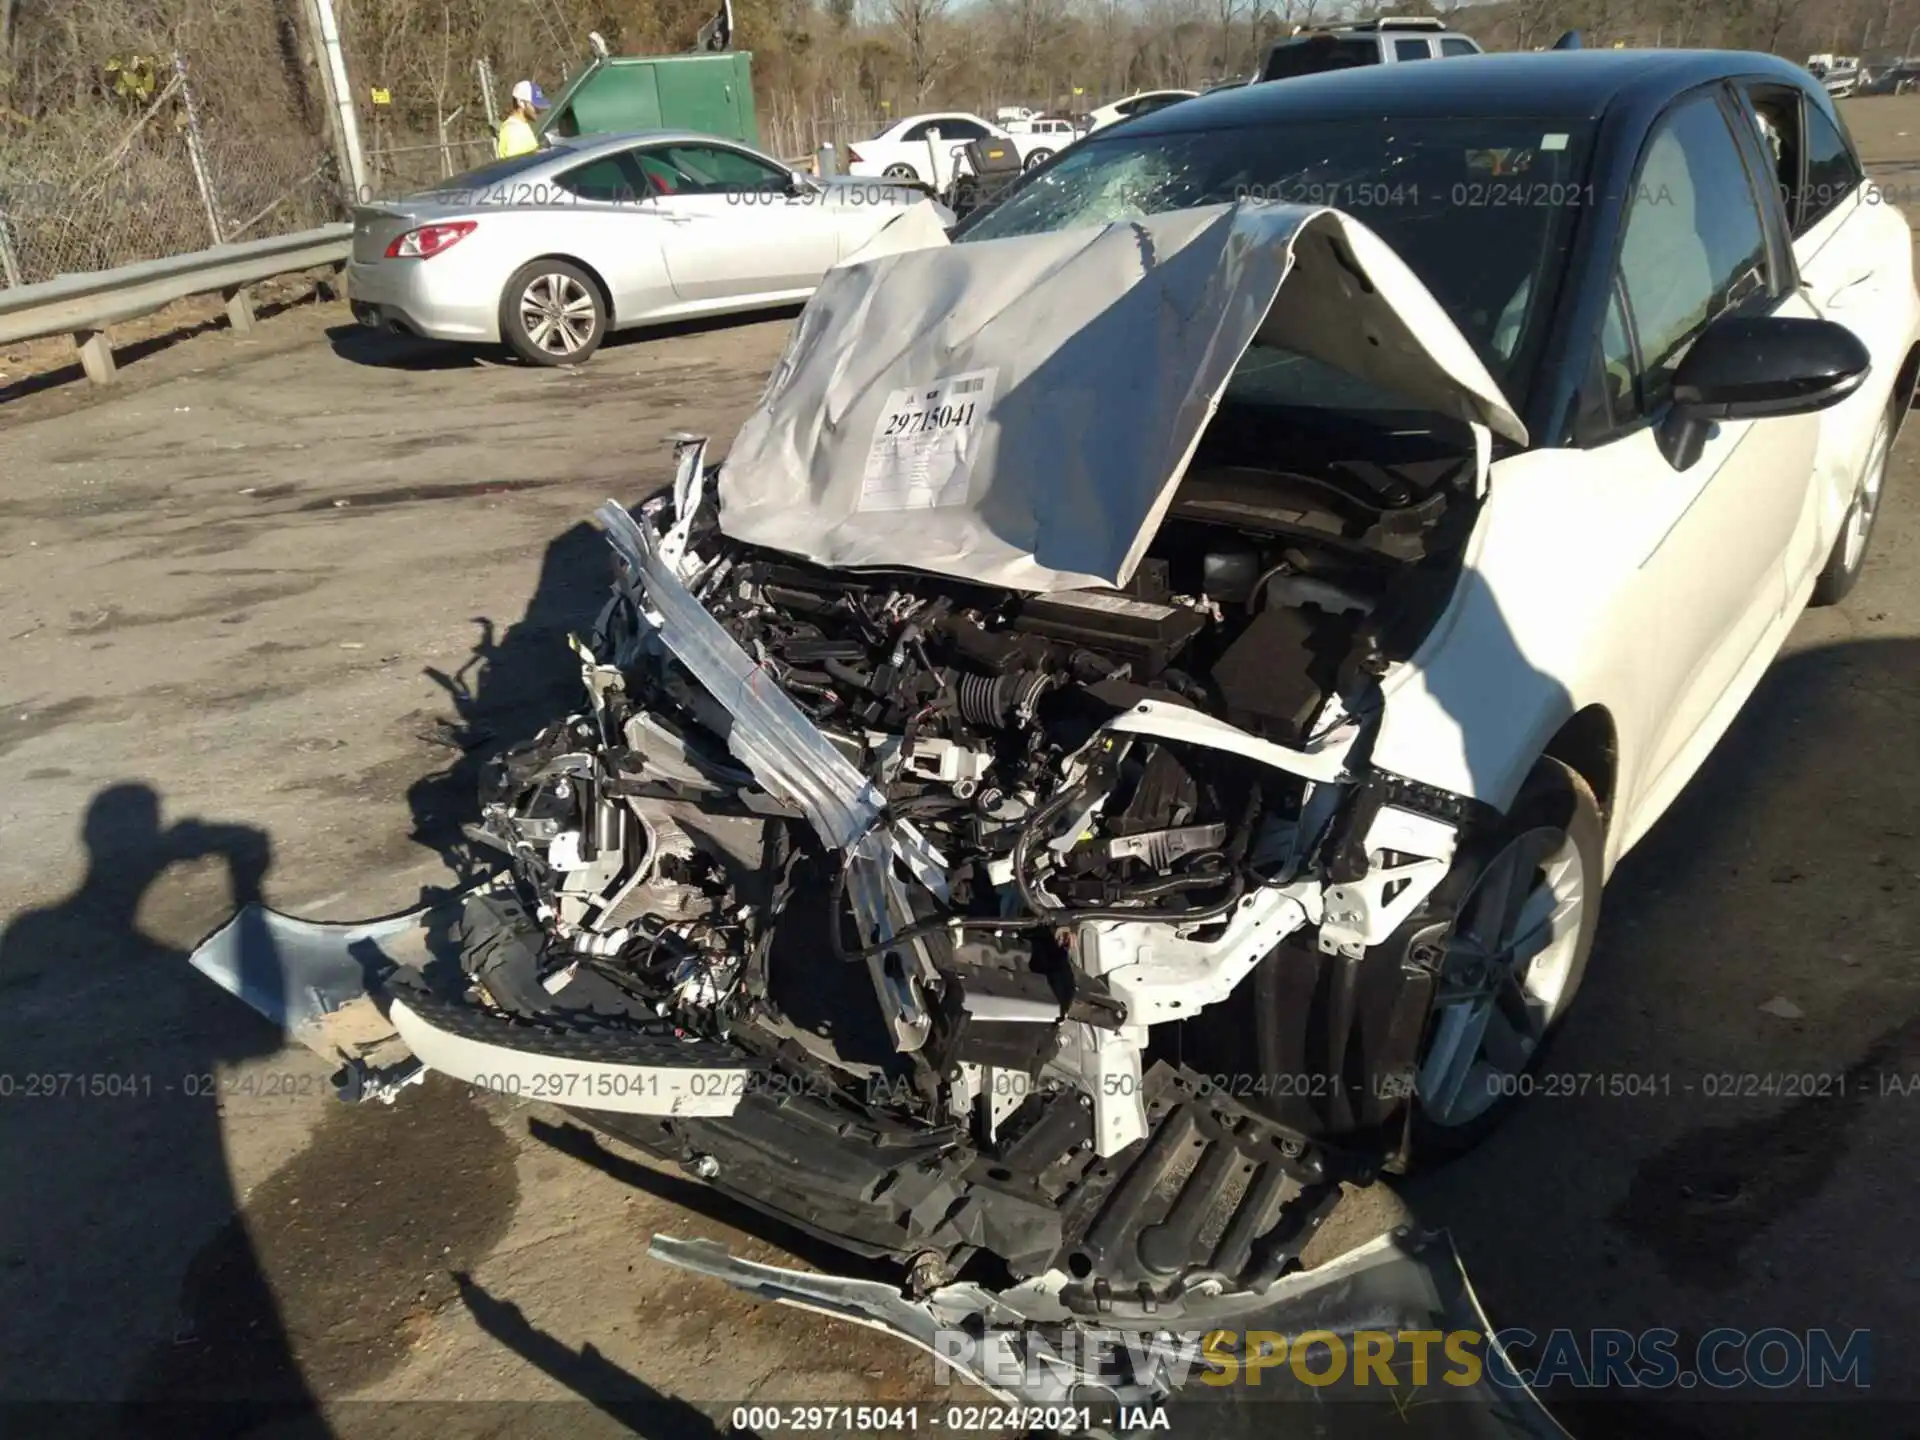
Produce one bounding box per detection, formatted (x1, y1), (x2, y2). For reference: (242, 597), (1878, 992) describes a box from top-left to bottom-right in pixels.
(719, 200), (1527, 593)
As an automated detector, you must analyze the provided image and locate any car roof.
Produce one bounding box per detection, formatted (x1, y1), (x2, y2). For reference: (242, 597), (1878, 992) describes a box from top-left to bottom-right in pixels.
(1125, 48), (1814, 128)
(888, 111), (986, 125)
(1282, 20), (1470, 37)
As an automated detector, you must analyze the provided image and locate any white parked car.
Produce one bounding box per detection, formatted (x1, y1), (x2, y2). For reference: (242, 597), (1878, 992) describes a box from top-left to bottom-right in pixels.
(1083, 88), (1199, 132)
(346, 130), (948, 366)
(846, 111), (1063, 188)
(1002, 115), (1079, 164)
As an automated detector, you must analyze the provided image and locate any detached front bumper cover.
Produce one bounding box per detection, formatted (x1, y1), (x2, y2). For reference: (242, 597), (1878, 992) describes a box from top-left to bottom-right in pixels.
(648, 1227), (1569, 1436)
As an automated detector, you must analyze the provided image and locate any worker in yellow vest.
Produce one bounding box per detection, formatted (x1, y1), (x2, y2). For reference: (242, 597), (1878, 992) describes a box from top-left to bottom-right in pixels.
(497, 80), (548, 159)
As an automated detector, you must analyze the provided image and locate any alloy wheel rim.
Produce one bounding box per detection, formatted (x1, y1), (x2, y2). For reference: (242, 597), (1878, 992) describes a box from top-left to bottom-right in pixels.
(1842, 413), (1892, 575)
(1417, 824), (1586, 1128)
(520, 274), (595, 355)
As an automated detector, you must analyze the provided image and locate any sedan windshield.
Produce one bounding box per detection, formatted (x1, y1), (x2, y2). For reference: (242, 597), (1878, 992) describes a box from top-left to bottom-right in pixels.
(955, 117), (1595, 405)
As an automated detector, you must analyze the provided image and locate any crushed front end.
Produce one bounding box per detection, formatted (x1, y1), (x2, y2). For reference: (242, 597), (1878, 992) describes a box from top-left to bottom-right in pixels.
(188, 204), (1550, 1407)
(202, 428), (1486, 1314)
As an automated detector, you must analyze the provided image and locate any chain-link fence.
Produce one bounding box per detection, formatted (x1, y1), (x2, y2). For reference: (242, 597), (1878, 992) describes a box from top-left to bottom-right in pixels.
(0, 15), (339, 288)
(363, 135), (496, 196)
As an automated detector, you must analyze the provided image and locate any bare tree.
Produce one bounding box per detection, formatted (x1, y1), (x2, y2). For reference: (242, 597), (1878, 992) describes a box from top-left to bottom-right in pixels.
(1211, 0), (1243, 79)
(882, 0), (952, 99)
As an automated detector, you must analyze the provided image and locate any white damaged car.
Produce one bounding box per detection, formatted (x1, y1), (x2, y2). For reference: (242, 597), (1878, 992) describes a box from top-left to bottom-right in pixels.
(194, 51), (1917, 1413)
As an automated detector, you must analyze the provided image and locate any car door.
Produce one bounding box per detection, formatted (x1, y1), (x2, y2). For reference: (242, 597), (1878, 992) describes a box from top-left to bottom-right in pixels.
(926, 117), (993, 190)
(1738, 82), (1906, 596)
(891, 118), (939, 177)
(1580, 87), (1821, 839)
(890, 117), (966, 186)
(635, 142), (842, 301)
(546, 149), (676, 322)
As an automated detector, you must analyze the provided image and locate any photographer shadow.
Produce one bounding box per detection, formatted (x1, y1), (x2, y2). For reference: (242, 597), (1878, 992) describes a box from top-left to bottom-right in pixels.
(0, 784), (325, 1436)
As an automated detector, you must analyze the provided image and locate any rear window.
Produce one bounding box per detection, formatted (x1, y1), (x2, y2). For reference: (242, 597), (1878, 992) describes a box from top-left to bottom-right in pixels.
(1261, 37), (1378, 81)
(1130, 93), (1193, 117)
(425, 150), (553, 194)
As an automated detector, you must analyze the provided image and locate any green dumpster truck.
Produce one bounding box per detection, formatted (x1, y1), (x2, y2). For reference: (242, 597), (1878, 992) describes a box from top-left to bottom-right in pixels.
(540, 51), (760, 149)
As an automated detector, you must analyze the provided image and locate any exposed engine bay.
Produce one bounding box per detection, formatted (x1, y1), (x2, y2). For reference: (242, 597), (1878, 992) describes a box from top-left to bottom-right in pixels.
(351, 426), (1483, 1304)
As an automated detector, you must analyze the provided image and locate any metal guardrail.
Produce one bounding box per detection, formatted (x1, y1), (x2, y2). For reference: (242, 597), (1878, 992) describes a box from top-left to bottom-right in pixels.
(0, 223), (351, 385)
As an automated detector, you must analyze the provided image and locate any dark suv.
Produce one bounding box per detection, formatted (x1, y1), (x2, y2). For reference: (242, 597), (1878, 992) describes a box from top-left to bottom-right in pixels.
(1258, 16), (1483, 83)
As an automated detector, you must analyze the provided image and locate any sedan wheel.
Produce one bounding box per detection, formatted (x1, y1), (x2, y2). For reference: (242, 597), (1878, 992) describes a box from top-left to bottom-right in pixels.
(1811, 395), (1897, 606)
(1417, 827), (1585, 1128)
(1024, 148), (1055, 170)
(499, 259), (607, 366)
(883, 163), (920, 181)
(1409, 757), (1603, 1159)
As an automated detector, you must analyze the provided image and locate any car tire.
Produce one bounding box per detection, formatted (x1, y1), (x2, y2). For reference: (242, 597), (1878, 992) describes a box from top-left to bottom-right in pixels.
(1024, 148), (1055, 170)
(883, 163), (920, 182)
(499, 259), (606, 367)
(1404, 756), (1604, 1163)
(1809, 392), (1897, 607)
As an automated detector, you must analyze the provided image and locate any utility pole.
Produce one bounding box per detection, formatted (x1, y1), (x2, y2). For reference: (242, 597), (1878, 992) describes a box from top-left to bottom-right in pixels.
(173, 54), (225, 245)
(301, 0), (369, 202)
(477, 57), (500, 133)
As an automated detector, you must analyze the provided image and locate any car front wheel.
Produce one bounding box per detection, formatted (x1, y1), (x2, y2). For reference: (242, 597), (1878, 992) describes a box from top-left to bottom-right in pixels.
(1408, 756), (1604, 1160)
(1024, 148), (1055, 169)
(500, 260), (606, 366)
(1810, 394), (1896, 606)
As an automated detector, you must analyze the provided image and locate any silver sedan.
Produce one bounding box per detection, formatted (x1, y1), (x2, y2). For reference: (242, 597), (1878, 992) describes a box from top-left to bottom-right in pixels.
(346, 130), (951, 366)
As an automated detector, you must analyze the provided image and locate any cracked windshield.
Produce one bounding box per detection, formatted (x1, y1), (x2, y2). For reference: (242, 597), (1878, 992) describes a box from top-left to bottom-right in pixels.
(959, 118), (1594, 407)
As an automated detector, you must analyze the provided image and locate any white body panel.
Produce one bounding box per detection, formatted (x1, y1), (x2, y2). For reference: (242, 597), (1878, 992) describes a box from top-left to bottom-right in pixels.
(1370, 171), (1920, 873)
(1084, 90), (1200, 133)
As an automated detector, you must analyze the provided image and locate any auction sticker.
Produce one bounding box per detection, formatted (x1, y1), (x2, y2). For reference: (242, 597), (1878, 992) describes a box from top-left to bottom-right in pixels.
(857, 368), (997, 511)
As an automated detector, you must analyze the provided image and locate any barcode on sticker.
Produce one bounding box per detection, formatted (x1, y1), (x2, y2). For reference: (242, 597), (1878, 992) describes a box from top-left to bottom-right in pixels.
(952, 376), (986, 395)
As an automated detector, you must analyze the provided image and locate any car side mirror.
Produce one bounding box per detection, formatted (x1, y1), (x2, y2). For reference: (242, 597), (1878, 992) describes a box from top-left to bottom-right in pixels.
(1660, 313), (1870, 470)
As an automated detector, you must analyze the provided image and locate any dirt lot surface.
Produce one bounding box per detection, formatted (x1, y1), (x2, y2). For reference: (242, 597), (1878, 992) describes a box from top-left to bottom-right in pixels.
(5, 92), (1920, 1440)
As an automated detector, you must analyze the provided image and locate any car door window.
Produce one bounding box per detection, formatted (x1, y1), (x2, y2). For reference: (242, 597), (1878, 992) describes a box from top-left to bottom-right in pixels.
(1615, 92), (1772, 412)
(1440, 37), (1478, 56)
(637, 144), (788, 196)
(1800, 102), (1864, 233)
(943, 120), (991, 140)
(1741, 87), (1802, 222)
(901, 121), (935, 141)
(1394, 38), (1433, 60)
(555, 153), (646, 203)
(1597, 283), (1636, 426)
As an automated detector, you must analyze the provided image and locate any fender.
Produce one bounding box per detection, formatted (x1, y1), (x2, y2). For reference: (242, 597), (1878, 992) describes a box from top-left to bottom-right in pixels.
(1367, 450), (1603, 817)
